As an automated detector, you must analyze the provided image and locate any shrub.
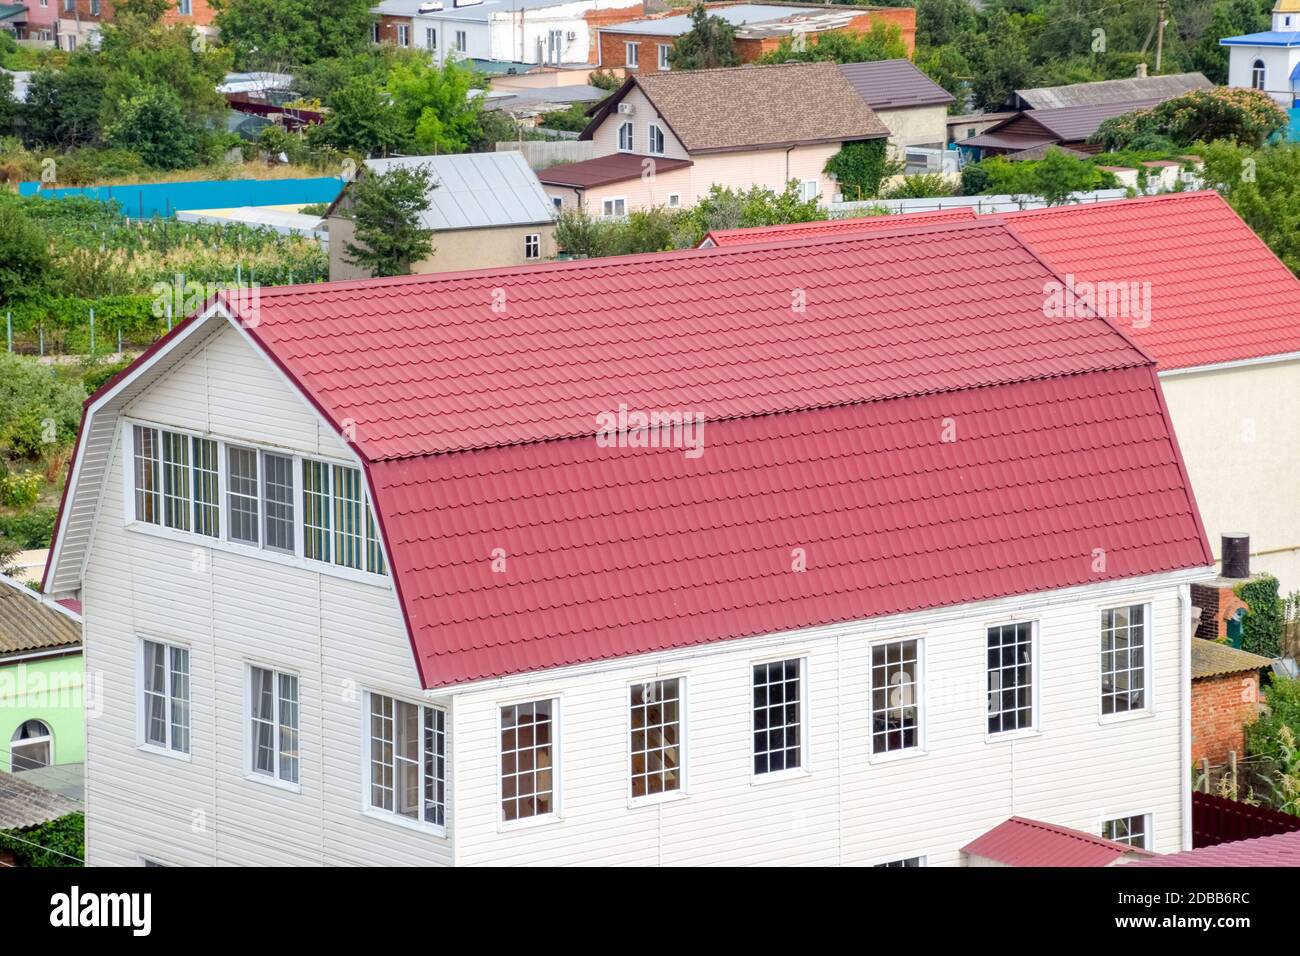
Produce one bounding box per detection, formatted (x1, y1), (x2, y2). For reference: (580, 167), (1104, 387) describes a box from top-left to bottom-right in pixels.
(0, 812), (83, 867)
(1237, 574), (1285, 658)
(0, 507), (58, 548)
(882, 173), (959, 200)
(0, 470), (42, 509)
(824, 139), (898, 201)
(0, 352), (84, 460)
(1247, 677), (1300, 765)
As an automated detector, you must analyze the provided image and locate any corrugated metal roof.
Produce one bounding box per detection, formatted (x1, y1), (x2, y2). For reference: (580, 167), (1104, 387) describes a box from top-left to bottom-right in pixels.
(0, 574), (81, 658)
(962, 817), (1154, 866)
(1015, 72), (1211, 110)
(207, 218), (1210, 687)
(0, 769), (81, 831)
(1022, 96), (1169, 142)
(1135, 830), (1300, 866)
(362, 152), (556, 231)
(599, 4), (806, 36)
(702, 207), (975, 246)
(1191, 639), (1274, 679)
(839, 59), (955, 110)
(537, 153), (691, 188)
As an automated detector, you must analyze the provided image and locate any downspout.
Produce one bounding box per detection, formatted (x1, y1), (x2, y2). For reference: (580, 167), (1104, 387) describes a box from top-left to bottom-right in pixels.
(1179, 582), (1193, 851)
(785, 144), (794, 185)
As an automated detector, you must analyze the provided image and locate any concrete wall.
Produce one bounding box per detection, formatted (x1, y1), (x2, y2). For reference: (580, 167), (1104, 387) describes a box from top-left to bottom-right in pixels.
(329, 216), (558, 280)
(875, 104), (949, 152)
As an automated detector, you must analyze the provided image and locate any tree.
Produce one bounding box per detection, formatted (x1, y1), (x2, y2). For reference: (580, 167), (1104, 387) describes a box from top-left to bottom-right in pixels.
(674, 182), (826, 246)
(384, 57), (482, 155)
(22, 62), (107, 149)
(342, 164), (437, 277)
(105, 86), (204, 170)
(0, 71), (16, 135)
(0, 205), (51, 307)
(758, 23), (907, 65)
(1091, 88), (1288, 151)
(213, 0), (376, 69)
(308, 75), (405, 156)
(1031, 147), (1099, 205)
(669, 4), (740, 71)
(1190, 0), (1270, 84)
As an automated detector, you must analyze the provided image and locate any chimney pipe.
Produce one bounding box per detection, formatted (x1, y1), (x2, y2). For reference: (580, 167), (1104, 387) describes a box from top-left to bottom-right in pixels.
(1221, 533), (1251, 579)
(1135, 62), (1148, 78)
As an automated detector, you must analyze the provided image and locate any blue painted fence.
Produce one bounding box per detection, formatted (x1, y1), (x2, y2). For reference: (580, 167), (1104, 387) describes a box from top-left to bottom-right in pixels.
(18, 177), (346, 219)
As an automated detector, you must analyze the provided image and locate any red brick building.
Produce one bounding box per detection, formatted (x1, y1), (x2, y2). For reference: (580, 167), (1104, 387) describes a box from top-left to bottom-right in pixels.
(1190, 639), (1272, 767)
(598, 3), (916, 75)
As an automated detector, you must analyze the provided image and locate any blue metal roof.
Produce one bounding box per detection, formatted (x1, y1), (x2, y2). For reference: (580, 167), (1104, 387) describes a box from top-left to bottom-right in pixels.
(1220, 30), (1300, 46)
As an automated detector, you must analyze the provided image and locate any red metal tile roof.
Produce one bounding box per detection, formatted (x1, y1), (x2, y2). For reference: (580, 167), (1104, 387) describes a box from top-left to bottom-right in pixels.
(998, 191), (1300, 370)
(702, 208), (976, 247)
(219, 218), (1210, 687)
(1134, 830), (1300, 867)
(962, 817), (1154, 867)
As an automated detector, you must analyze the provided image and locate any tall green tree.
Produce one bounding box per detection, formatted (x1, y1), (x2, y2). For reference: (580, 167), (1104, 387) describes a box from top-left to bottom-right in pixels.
(0, 205), (50, 307)
(213, 0), (376, 69)
(343, 164), (437, 277)
(385, 57), (482, 154)
(758, 23), (907, 64)
(669, 4), (740, 71)
(308, 75), (406, 156)
(22, 61), (108, 149)
(105, 86), (204, 170)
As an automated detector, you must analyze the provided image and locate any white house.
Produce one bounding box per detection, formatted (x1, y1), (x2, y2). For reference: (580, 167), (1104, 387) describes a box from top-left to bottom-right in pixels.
(373, 0), (644, 66)
(1221, 0), (1300, 106)
(44, 216), (1212, 866)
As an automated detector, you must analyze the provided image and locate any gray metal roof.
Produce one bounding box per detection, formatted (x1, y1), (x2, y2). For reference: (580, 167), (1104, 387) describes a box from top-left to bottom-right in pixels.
(1014, 72), (1212, 110)
(600, 3), (806, 35)
(362, 152), (556, 231)
(0, 769), (81, 831)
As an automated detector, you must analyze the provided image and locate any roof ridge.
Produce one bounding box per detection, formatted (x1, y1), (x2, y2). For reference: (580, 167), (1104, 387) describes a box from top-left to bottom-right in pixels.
(637, 60), (838, 80)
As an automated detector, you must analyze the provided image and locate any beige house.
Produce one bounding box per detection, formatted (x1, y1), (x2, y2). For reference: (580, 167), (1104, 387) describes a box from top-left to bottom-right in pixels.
(539, 61), (889, 215)
(328, 152), (557, 281)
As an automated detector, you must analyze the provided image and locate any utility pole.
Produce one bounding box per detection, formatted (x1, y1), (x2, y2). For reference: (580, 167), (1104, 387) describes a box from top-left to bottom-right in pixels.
(1155, 0), (1169, 74)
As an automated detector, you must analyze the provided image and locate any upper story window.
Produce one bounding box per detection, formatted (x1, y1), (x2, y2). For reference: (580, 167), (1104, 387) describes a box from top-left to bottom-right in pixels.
(455, 30), (467, 52)
(629, 678), (682, 799)
(1103, 814), (1149, 849)
(141, 639), (190, 756)
(874, 856), (926, 867)
(871, 638), (921, 755)
(987, 622), (1035, 735)
(658, 43), (671, 71)
(367, 692), (446, 828)
(1101, 604), (1148, 715)
(129, 422), (387, 579)
(250, 666), (299, 786)
(397, 24), (410, 47)
(10, 719), (52, 772)
(618, 120), (633, 152)
(501, 700), (555, 823)
(625, 41), (638, 68)
(426, 27), (437, 50)
(648, 123), (665, 155)
(177, 0), (192, 13)
(752, 658), (804, 776)
(1252, 59), (1266, 90)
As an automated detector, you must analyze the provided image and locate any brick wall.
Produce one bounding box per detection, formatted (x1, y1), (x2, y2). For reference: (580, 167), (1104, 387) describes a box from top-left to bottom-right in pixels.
(1192, 671), (1261, 767)
(1191, 581), (1250, 640)
(163, 0), (218, 29)
(375, 14), (413, 46)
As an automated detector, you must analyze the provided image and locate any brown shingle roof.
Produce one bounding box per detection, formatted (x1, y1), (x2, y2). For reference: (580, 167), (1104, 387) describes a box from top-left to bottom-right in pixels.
(537, 153), (692, 189)
(588, 62), (888, 155)
(1191, 639), (1274, 680)
(0, 575), (81, 658)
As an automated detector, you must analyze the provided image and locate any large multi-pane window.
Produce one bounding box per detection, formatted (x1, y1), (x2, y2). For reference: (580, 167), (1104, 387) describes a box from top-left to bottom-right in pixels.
(133, 427), (215, 538)
(191, 437), (219, 537)
(250, 666), (300, 785)
(226, 446), (259, 545)
(1101, 605), (1148, 715)
(142, 639), (190, 755)
(332, 465), (364, 570)
(500, 700), (555, 822)
(629, 679), (682, 799)
(369, 693), (446, 827)
(987, 622), (1034, 735)
(753, 659), (803, 775)
(133, 425), (161, 524)
(161, 430), (190, 531)
(262, 452), (295, 553)
(1103, 814), (1149, 849)
(871, 639), (920, 755)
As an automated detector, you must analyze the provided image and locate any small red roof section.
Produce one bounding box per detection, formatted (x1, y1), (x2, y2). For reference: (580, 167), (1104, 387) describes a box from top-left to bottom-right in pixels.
(222, 218), (1211, 688)
(962, 817), (1155, 867)
(537, 153), (692, 189)
(1134, 830), (1300, 867)
(701, 207), (976, 247)
(998, 191), (1300, 370)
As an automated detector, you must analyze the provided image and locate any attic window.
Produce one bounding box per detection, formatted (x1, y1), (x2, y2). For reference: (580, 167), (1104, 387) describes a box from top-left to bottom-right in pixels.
(618, 121), (633, 151)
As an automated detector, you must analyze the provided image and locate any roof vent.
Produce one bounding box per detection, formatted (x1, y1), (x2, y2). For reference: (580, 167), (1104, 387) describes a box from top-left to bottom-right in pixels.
(1221, 533), (1251, 579)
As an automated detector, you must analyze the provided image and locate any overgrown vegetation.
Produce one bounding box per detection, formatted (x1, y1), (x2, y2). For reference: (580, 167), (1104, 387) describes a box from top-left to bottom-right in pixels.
(824, 140), (899, 203)
(1090, 88), (1288, 152)
(668, 3), (740, 71)
(0, 813), (84, 867)
(1236, 574), (1286, 658)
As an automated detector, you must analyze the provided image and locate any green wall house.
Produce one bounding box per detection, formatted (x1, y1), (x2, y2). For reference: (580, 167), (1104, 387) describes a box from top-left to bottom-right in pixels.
(0, 575), (84, 777)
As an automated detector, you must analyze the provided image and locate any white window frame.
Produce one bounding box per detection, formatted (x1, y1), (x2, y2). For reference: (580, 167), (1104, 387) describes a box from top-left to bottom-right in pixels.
(601, 197), (627, 218)
(1098, 600), (1154, 722)
(425, 27), (437, 51)
(1101, 811), (1152, 850)
(524, 233), (541, 260)
(455, 30), (467, 52)
(868, 635), (926, 762)
(626, 676), (687, 806)
(137, 637), (191, 760)
(360, 690), (449, 836)
(122, 419), (391, 587)
(625, 41), (638, 68)
(397, 24), (410, 47)
(617, 120), (633, 152)
(667, 193), (681, 208)
(749, 654), (810, 784)
(872, 853), (928, 867)
(1252, 59), (1266, 90)
(9, 719), (53, 773)
(799, 179), (819, 202)
(648, 123), (665, 156)
(657, 43), (671, 71)
(984, 618), (1039, 740)
(245, 664), (301, 790)
(497, 694), (561, 830)
(177, 0), (191, 13)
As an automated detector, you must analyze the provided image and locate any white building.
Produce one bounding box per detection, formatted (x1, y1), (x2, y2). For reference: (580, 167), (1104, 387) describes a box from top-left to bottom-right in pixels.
(1221, 0), (1300, 106)
(45, 216), (1212, 866)
(373, 0), (643, 66)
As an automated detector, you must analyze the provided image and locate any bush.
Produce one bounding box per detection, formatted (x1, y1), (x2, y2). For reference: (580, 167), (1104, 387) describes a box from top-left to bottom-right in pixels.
(0, 812), (83, 867)
(1247, 677), (1300, 763)
(1237, 574), (1285, 658)
(0, 205), (51, 307)
(0, 352), (85, 460)
(0, 470), (42, 508)
(882, 173), (959, 199)
(824, 139), (898, 201)
(0, 506), (58, 548)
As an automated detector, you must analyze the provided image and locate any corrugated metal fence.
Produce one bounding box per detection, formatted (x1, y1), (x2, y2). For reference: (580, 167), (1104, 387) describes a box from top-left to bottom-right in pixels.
(18, 177), (347, 220)
(1192, 790), (1300, 849)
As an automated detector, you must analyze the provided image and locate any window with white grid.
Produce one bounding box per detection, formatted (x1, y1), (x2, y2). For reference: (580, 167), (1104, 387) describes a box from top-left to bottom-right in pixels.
(874, 856), (925, 867)
(191, 436), (219, 537)
(262, 452), (295, 554)
(753, 659), (803, 775)
(1103, 814), (1149, 849)
(987, 622), (1034, 734)
(141, 639), (189, 755)
(500, 700), (555, 822)
(250, 666), (299, 785)
(629, 678), (682, 799)
(161, 430), (190, 531)
(302, 459), (332, 562)
(133, 425), (161, 524)
(368, 693), (446, 827)
(226, 446), (259, 545)
(332, 465), (364, 570)
(1101, 605), (1147, 715)
(871, 639), (920, 755)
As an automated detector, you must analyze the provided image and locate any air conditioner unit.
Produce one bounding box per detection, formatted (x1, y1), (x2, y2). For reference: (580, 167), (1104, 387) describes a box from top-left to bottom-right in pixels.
(616, 102), (634, 115)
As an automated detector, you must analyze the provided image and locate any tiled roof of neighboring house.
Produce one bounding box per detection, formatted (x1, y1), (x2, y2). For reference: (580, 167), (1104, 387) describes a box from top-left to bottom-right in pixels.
(332, 152), (556, 231)
(998, 191), (1300, 371)
(583, 62), (889, 154)
(839, 59), (955, 110)
(0, 573), (81, 659)
(957, 131), (1059, 152)
(1023, 97), (1169, 141)
(0, 769), (81, 832)
(700, 207), (975, 246)
(1135, 830), (1300, 866)
(199, 217), (1211, 687)
(536, 153), (692, 189)
(962, 817), (1155, 866)
(1191, 639), (1274, 679)
(1014, 72), (1211, 110)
